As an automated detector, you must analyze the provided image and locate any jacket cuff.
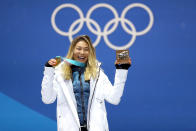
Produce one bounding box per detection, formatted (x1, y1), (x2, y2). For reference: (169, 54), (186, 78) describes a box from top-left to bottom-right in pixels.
(45, 61), (53, 67)
(115, 64), (131, 70)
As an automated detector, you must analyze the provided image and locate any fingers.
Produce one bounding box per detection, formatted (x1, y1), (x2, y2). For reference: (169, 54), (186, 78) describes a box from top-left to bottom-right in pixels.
(115, 57), (132, 65)
(128, 58), (132, 64)
(48, 59), (57, 66)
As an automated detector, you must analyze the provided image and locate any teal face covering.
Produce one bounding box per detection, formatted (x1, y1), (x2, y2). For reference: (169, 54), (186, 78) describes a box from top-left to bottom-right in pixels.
(56, 56), (86, 67)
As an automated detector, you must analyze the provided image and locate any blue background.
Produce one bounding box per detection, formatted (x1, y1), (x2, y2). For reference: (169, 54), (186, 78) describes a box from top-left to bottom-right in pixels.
(0, 0), (196, 130)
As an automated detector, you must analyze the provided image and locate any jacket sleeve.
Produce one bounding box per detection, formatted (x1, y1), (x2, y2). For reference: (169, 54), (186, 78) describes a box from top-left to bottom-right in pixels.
(41, 67), (57, 104)
(101, 69), (128, 105)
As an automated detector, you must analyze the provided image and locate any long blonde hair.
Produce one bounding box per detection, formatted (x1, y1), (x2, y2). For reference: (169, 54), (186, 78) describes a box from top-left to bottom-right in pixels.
(61, 35), (98, 80)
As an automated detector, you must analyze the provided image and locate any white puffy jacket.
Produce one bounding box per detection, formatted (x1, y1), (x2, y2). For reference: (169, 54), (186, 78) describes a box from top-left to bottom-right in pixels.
(41, 62), (128, 131)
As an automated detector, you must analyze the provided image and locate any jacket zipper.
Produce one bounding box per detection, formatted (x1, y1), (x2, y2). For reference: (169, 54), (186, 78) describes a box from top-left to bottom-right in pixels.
(87, 67), (100, 129)
(79, 70), (86, 123)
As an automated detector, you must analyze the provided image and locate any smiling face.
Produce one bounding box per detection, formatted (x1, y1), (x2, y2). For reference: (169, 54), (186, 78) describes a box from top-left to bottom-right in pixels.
(73, 40), (89, 63)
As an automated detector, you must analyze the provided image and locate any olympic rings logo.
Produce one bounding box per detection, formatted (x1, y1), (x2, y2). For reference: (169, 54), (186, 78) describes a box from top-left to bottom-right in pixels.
(51, 3), (154, 50)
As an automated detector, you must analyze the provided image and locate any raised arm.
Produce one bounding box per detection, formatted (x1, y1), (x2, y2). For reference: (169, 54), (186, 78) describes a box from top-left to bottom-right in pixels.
(101, 69), (128, 105)
(102, 58), (131, 105)
(41, 59), (58, 104)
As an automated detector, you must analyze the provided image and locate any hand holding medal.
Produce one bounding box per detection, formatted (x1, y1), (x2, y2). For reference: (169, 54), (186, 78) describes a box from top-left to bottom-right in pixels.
(115, 50), (131, 69)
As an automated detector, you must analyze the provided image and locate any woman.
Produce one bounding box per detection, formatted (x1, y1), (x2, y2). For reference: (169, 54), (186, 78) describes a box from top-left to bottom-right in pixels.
(41, 35), (131, 131)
